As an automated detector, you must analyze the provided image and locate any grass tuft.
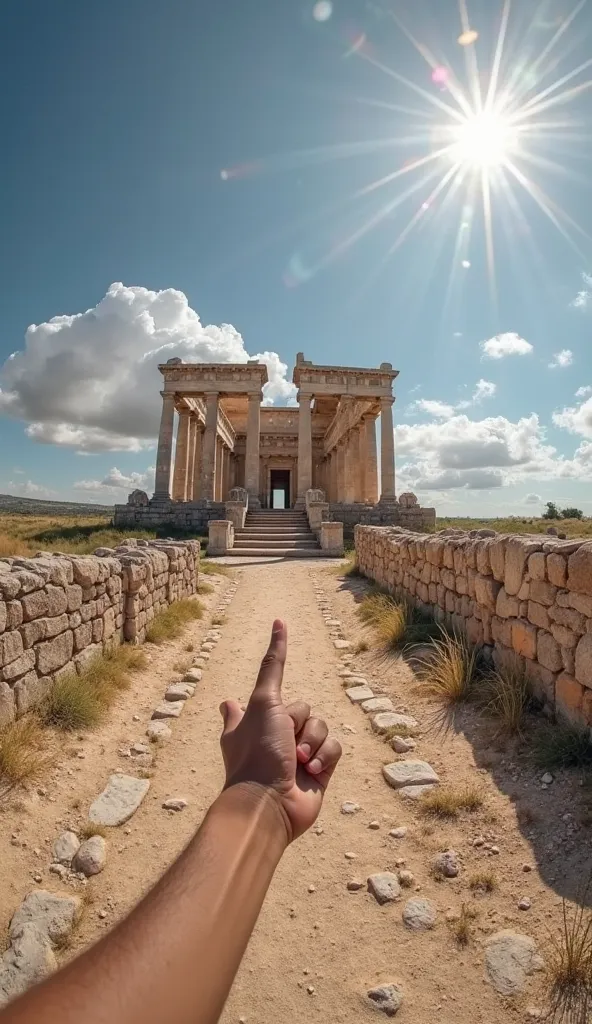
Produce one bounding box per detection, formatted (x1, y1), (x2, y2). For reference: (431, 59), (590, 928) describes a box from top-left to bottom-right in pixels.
(145, 599), (204, 644)
(196, 581), (215, 595)
(414, 628), (479, 706)
(530, 722), (592, 771)
(353, 639), (370, 654)
(420, 785), (484, 819)
(450, 903), (478, 947)
(78, 822), (107, 840)
(39, 644), (146, 731)
(481, 661), (531, 734)
(381, 722), (418, 741)
(0, 718), (53, 800)
(469, 870), (498, 894)
(212, 615), (226, 626)
(200, 560), (231, 577)
(546, 887), (592, 1024)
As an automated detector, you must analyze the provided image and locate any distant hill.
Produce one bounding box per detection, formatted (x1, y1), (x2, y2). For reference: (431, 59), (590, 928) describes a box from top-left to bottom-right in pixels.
(0, 493), (114, 517)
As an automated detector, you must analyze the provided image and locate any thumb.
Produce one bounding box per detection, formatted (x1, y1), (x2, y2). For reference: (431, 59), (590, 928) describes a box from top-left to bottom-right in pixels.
(219, 699), (244, 734)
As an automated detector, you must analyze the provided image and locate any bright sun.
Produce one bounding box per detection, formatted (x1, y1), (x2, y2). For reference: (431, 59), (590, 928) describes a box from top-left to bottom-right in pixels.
(451, 110), (518, 169)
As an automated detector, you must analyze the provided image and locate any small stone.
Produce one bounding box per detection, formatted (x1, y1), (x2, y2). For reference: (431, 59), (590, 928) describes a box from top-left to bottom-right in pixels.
(541, 772), (553, 785)
(97, 909), (108, 920)
(484, 930), (544, 996)
(162, 798), (188, 811)
(72, 836), (107, 877)
(131, 742), (150, 755)
(192, 657), (207, 668)
(308, 884), (316, 893)
(89, 774), (150, 827)
(398, 870), (415, 888)
(390, 736), (416, 753)
(201, 642), (215, 652)
(146, 721), (172, 742)
(433, 850), (460, 878)
(398, 785), (436, 801)
(165, 683), (194, 702)
(367, 872), (401, 905)
(523, 863), (533, 872)
(372, 713), (418, 735)
(368, 820), (380, 830)
(52, 831), (80, 867)
(132, 715), (141, 722)
(491, 845), (500, 855)
(347, 880), (364, 891)
(306, 985), (315, 995)
(345, 685), (374, 704)
(388, 827), (408, 839)
(344, 852), (357, 860)
(333, 639), (351, 650)
(473, 836), (485, 847)
(361, 697), (394, 714)
(183, 668), (202, 683)
(382, 761), (440, 790)
(48, 863), (67, 879)
(32, 874), (42, 884)
(367, 983), (403, 1016)
(152, 701), (184, 720)
(312, 824), (323, 835)
(402, 898), (436, 930)
(341, 801), (360, 815)
(518, 897), (532, 910)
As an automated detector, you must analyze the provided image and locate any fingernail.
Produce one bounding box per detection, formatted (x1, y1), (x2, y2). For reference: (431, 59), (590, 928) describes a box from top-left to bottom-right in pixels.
(307, 758), (323, 774)
(297, 743), (311, 762)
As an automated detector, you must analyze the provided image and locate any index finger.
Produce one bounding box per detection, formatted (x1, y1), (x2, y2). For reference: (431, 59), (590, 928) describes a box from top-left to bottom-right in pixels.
(251, 618), (287, 704)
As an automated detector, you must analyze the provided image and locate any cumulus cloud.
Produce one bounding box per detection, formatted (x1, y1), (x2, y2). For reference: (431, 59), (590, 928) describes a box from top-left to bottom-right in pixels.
(576, 385), (592, 398)
(412, 399), (455, 419)
(74, 466), (155, 494)
(548, 349), (573, 369)
(524, 493), (542, 504)
(553, 395), (592, 439)
(481, 332), (533, 359)
(5, 479), (54, 498)
(0, 282), (298, 452)
(408, 379), (496, 420)
(571, 271), (592, 309)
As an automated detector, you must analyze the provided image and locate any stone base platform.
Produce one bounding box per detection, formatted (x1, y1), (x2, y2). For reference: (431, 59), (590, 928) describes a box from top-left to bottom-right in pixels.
(114, 498), (225, 534)
(328, 501), (436, 540)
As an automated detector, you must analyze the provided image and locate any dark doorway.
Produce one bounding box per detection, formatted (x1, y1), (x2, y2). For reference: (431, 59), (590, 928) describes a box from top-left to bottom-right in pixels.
(270, 470), (291, 509)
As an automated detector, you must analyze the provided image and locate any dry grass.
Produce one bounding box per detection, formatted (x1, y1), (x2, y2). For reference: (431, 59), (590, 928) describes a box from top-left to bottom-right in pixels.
(172, 657), (192, 675)
(212, 615), (226, 626)
(481, 660), (531, 734)
(196, 581), (215, 595)
(420, 785), (484, 819)
(381, 722), (418, 741)
(39, 644), (146, 731)
(450, 903), (478, 947)
(78, 822), (107, 840)
(145, 599), (204, 644)
(545, 890), (592, 1024)
(357, 591), (439, 652)
(353, 638), (370, 654)
(0, 717), (53, 800)
(469, 869), (498, 894)
(0, 513), (160, 557)
(200, 560), (232, 577)
(437, 515), (592, 539)
(530, 722), (592, 771)
(414, 628), (479, 706)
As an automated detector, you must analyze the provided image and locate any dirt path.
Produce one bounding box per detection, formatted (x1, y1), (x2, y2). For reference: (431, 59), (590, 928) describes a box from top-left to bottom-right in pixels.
(3, 557), (570, 1021)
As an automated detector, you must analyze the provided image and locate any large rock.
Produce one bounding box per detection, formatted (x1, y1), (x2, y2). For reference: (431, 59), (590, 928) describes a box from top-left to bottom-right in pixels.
(402, 898), (437, 931)
(568, 542), (592, 596)
(367, 872), (401, 905)
(345, 685), (374, 704)
(9, 890), (81, 945)
(361, 697), (394, 714)
(52, 831), (80, 867)
(382, 761), (439, 790)
(89, 774), (150, 826)
(505, 539), (542, 595)
(152, 701), (184, 719)
(485, 930), (544, 996)
(372, 712), (418, 735)
(146, 721), (172, 741)
(575, 633), (592, 689)
(36, 631), (74, 675)
(433, 850), (460, 878)
(72, 835), (107, 876)
(165, 683), (195, 702)
(0, 682), (15, 729)
(367, 984), (403, 1016)
(0, 924), (56, 1007)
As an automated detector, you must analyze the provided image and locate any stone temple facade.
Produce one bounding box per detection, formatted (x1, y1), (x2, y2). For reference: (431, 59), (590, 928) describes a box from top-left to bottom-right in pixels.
(114, 353), (435, 535)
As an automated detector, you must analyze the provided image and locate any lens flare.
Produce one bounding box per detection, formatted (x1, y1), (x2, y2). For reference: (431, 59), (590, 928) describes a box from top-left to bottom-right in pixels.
(458, 28), (479, 46)
(312, 0), (332, 22)
(451, 110), (518, 168)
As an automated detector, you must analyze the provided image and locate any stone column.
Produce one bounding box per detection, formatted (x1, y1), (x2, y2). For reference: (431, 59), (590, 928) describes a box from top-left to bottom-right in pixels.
(245, 391), (262, 506)
(329, 450), (337, 502)
(214, 437), (224, 501)
(185, 417), (195, 501)
(153, 392), (176, 499)
(342, 432), (356, 503)
(349, 425), (362, 502)
(222, 446), (231, 501)
(201, 393), (219, 501)
(297, 392), (312, 499)
(336, 441), (346, 502)
(380, 396), (396, 501)
(172, 408), (191, 500)
(192, 422), (202, 501)
(364, 416), (379, 503)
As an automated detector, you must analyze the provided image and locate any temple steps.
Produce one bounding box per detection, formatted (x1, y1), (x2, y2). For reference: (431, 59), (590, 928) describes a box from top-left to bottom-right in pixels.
(228, 509), (322, 557)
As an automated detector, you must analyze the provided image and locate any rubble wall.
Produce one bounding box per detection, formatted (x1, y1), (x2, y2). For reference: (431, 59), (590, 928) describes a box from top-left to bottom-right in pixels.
(355, 525), (592, 731)
(0, 539), (200, 727)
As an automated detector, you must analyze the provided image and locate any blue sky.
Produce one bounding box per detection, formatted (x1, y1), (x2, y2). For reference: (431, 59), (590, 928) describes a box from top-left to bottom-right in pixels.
(1, 0), (591, 515)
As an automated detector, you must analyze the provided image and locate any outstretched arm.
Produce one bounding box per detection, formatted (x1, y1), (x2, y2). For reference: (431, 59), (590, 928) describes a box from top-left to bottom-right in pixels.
(0, 619), (341, 1024)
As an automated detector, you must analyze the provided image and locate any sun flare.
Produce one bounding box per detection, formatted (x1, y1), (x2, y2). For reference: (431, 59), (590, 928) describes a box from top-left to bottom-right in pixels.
(451, 110), (518, 169)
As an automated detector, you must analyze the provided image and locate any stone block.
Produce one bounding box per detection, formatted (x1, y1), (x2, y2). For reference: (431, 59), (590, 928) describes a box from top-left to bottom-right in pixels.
(466, 617), (483, 645)
(21, 590), (49, 622)
(103, 607), (116, 640)
(320, 521), (344, 556)
(68, 612), (82, 629)
(562, 646), (575, 674)
(65, 585), (83, 612)
(14, 673), (51, 714)
(73, 622), (93, 652)
(0, 574), (22, 601)
(575, 633), (592, 689)
(0, 631), (24, 669)
(474, 574), (501, 611)
(475, 540), (492, 576)
(44, 614), (69, 639)
(0, 680), (16, 728)
(528, 552), (546, 581)
(524, 657), (556, 705)
(568, 542), (592, 596)
(45, 586), (67, 617)
(71, 558), (101, 587)
(529, 579), (557, 606)
(556, 673), (584, 718)
(490, 537), (508, 581)
(92, 618), (104, 643)
(19, 619), (47, 648)
(511, 620), (537, 660)
(36, 631), (74, 675)
(527, 601), (550, 630)
(492, 616), (512, 647)
(1, 649), (36, 683)
(496, 589), (520, 619)
(549, 604), (585, 634)
(568, 591), (592, 617)
(505, 538), (542, 594)
(547, 553), (567, 588)
(537, 631), (563, 673)
(551, 624), (577, 649)
(7, 601), (23, 628)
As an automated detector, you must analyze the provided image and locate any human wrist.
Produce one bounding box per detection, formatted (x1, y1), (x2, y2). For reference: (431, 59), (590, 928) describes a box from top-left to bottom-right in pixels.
(216, 782), (292, 851)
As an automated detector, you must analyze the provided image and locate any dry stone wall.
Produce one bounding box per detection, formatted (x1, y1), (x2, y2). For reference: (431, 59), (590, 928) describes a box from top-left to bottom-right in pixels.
(355, 525), (592, 732)
(0, 539), (199, 728)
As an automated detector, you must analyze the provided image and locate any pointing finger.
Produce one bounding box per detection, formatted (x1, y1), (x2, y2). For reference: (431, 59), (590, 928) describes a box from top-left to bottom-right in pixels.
(250, 619), (287, 705)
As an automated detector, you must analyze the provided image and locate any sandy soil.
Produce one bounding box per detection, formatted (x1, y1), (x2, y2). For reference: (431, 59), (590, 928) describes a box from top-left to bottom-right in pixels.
(3, 557), (591, 1021)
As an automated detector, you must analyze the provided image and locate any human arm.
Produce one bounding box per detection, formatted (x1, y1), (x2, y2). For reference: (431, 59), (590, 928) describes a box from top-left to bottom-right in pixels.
(0, 619), (341, 1024)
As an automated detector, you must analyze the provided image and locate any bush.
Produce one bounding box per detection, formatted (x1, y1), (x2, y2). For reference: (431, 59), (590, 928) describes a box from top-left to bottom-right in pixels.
(0, 718), (53, 800)
(543, 502), (561, 520)
(562, 507), (584, 520)
(145, 599), (204, 644)
(530, 722), (592, 771)
(546, 886), (592, 1024)
(481, 661), (531, 734)
(414, 628), (479, 705)
(39, 644), (147, 730)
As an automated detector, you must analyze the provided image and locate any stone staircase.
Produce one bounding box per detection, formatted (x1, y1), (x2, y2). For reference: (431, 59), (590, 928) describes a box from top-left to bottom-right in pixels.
(227, 509), (325, 558)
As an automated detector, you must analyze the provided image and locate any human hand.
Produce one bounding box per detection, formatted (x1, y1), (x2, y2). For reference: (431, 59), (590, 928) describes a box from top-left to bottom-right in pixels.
(219, 619), (342, 842)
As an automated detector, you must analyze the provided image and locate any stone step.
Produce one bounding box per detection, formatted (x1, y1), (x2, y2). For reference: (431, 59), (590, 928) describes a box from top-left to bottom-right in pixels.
(238, 531), (314, 539)
(233, 539), (319, 549)
(226, 547), (329, 558)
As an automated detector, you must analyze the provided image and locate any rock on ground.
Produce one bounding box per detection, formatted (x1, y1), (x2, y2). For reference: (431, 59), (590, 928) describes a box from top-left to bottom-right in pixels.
(361, 697), (394, 714)
(152, 701), (184, 719)
(89, 774), (150, 827)
(390, 736), (417, 753)
(341, 801), (360, 814)
(367, 873), (401, 905)
(372, 713), (417, 735)
(52, 831), (80, 867)
(382, 761), (440, 790)
(9, 890), (82, 944)
(165, 683), (195, 702)
(183, 668), (202, 683)
(345, 685), (374, 703)
(485, 930), (544, 996)
(433, 850), (460, 878)
(367, 983), (403, 1016)
(146, 721), (172, 741)
(72, 836), (107, 876)
(402, 898), (437, 930)
(0, 924), (56, 1007)
(398, 784), (437, 801)
(162, 798), (188, 811)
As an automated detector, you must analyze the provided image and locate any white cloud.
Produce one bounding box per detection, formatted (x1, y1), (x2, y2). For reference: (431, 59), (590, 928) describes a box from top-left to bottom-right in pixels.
(524, 493), (542, 504)
(548, 349), (573, 369)
(481, 332), (534, 359)
(412, 399), (456, 419)
(5, 479), (54, 498)
(0, 282), (298, 452)
(576, 385), (592, 398)
(74, 466), (155, 494)
(553, 395), (592, 440)
(408, 379), (496, 420)
(571, 271), (592, 309)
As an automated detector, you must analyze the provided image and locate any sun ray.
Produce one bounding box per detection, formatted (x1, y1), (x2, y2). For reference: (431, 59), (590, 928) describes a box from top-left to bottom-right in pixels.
(458, 0), (483, 112)
(510, 0), (589, 105)
(484, 0), (512, 114)
(481, 169), (498, 311)
(504, 159), (590, 256)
